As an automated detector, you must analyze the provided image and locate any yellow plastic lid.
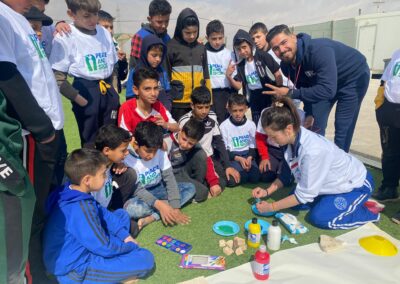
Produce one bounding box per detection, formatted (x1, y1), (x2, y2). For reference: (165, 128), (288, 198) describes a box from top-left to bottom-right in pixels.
(359, 235), (398, 257)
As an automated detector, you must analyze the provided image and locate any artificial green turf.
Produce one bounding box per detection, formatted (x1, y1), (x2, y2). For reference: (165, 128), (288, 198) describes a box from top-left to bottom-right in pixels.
(62, 95), (400, 284)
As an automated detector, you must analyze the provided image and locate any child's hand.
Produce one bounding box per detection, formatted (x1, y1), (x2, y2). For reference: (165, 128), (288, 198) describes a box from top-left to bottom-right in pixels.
(209, 185), (222, 197)
(245, 156), (253, 171)
(235, 156), (248, 171)
(252, 187), (268, 199)
(112, 163), (127, 174)
(259, 159), (271, 173)
(172, 209), (191, 225)
(226, 167), (240, 184)
(303, 115), (314, 129)
(226, 60), (237, 77)
(74, 94), (88, 107)
(124, 235), (138, 244)
(54, 21), (71, 36)
(154, 114), (167, 128)
(117, 50), (127, 61)
(256, 201), (274, 213)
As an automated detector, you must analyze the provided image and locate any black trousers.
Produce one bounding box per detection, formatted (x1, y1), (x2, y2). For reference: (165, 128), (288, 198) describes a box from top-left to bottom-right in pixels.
(108, 167), (138, 210)
(72, 77), (120, 147)
(211, 88), (234, 124)
(171, 106), (191, 122)
(376, 98), (400, 188)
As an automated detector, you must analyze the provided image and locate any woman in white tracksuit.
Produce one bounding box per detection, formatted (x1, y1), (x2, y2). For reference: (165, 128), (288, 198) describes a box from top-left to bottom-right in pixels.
(252, 97), (380, 229)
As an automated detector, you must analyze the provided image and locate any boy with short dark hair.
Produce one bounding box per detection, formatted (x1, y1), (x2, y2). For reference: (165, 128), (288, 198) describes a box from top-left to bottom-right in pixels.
(125, 34), (172, 110)
(179, 87), (241, 192)
(166, 118), (209, 202)
(118, 67), (179, 143)
(220, 93), (260, 186)
(227, 29), (283, 124)
(43, 148), (154, 283)
(98, 9), (128, 94)
(205, 19), (236, 124)
(50, 0), (120, 147)
(124, 121), (195, 230)
(129, 0), (171, 69)
(94, 125), (140, 217)
(249, 22), (269, 52)
(167, 8), (212, 120)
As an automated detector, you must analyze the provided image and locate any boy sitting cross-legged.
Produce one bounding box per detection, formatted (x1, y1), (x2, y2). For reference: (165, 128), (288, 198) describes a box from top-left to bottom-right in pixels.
(43, 148), (154, 283)
(124, 121), (196, 230)
(179, 86), (241, 195)
(220, 93), (260, 187)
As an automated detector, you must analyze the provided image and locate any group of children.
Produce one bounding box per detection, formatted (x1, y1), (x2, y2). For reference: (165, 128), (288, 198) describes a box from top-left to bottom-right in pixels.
(9, 0), (385, 283)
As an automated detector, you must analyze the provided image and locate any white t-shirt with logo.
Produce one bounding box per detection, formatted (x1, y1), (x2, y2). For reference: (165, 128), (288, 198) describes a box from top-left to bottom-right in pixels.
(50, 24), (117, 80)
(91, 168), (113, 208)
(207, 48), (236, 89)
(382, 49), (400, 104)
(0, 2), (64, 130)
(124, 147), (171, 189)
(220, 118), (256, 152)
(245, 60), (262, 90)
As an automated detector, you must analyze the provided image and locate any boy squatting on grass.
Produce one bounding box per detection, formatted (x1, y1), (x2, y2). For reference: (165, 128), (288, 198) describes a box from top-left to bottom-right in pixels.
(123, 121), (196, 230)
(179, 86), (241, 194)
(43, 148), (154, 283)
(220, 93), (261, 186)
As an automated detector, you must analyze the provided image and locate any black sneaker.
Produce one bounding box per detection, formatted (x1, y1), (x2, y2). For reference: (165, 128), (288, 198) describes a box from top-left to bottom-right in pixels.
(392, 211), (400, 225)
(371, 187), (399, 202)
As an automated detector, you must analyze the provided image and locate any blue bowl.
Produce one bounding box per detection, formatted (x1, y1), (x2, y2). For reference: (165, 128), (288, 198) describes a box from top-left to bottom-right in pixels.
(252, 204), (276, 217)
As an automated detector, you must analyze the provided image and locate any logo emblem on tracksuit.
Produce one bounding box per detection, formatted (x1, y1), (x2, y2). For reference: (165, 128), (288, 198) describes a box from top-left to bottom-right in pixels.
(305, 71), (316, 78)
(334, 197), (348, 210)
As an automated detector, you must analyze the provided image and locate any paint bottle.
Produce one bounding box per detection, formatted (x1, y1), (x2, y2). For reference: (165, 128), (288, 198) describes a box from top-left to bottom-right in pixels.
(252, 245), (270, 280)
(267, 220), (281, 251)
(247, 217), (261, 248)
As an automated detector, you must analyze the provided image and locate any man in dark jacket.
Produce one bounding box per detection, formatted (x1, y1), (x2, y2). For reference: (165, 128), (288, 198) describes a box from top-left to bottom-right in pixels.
(265, 25), (370, 152)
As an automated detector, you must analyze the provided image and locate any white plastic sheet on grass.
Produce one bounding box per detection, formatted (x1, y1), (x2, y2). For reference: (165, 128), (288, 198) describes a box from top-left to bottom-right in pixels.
(206, 223), (400, 284)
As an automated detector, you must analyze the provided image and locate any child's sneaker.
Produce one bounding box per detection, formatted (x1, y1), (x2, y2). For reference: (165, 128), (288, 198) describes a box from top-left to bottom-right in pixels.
(364, 199), (385, 214)
(371, 186), (399, 202)
(392, 211), (400, 225)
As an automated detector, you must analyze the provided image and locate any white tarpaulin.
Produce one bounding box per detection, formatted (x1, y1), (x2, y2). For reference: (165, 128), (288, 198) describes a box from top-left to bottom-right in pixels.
(206, 223), (400, 284)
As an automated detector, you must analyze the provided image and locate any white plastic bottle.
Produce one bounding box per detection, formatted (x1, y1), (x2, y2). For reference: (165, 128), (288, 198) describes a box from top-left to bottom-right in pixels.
(267, 220), (281, 251)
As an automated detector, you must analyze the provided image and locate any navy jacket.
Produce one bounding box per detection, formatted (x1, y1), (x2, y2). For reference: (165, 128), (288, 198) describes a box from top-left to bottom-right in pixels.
(282, 33), (369, 103)
(43, 184), (137, 276)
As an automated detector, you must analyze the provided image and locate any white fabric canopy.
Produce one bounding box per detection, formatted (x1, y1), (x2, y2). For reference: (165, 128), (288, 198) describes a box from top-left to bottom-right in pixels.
(206, 223), (400, 284)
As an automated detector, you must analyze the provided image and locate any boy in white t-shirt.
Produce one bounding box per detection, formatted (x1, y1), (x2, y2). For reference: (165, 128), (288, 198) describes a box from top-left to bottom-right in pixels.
(205, 20), (236, 124)
(220, 93), (260, 186)
(50, 0), (120, 147)
(123, 121), (195, 231)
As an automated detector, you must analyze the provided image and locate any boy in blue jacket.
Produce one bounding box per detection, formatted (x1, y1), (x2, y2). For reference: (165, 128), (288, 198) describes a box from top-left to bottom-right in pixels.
(126, 34), (172, 110)
(43, 148), (154, 283)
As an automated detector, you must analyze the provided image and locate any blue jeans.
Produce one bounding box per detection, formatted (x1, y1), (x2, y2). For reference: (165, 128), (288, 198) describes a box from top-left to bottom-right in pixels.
(124, 182), (195, 220)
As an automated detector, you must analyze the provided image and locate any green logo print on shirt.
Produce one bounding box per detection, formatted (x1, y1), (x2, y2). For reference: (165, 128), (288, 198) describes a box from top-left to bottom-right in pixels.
(138, 165), (161, 187)
(104, 180), (113, 198)
(246, 71), (260, 85)
(393, 62), (400, 77)
(232, 134), (251, 149)
(209, 64), (225, 76)
(85, 52), (108, 73)
(29, 34), (46, 59)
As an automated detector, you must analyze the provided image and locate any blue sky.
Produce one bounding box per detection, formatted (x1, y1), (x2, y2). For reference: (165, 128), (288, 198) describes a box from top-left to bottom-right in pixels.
(46, 0), (400, 42)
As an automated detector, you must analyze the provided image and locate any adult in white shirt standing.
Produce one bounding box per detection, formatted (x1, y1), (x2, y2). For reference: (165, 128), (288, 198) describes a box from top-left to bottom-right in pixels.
(373, 49), (400, 224)
(252, 97), (379, 230)
(0, 0), (64, 283)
